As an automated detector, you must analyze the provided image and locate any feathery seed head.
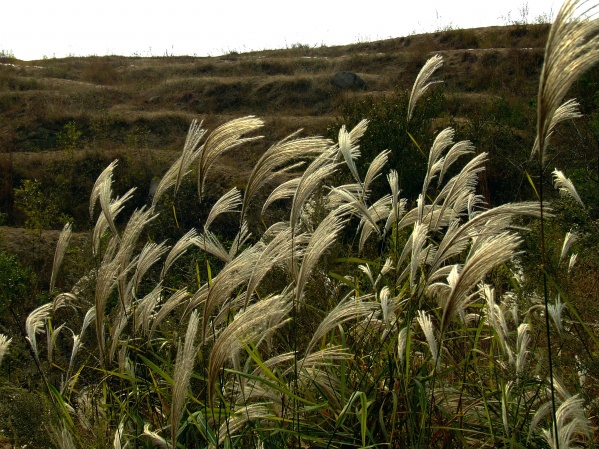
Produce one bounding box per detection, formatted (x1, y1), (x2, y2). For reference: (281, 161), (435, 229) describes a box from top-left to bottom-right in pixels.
(408, 54), (443, 122)
(171, 311), (200, 445)
(535, 0), (599, 163)
(417, 310), (439, 368)
(0, 334), (11, 365)
(553, 169), (584, 207)
(560, 231), (579, 261)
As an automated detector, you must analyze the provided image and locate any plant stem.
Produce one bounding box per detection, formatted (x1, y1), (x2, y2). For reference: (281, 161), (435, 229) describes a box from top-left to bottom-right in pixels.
(538, 163), (560, 448)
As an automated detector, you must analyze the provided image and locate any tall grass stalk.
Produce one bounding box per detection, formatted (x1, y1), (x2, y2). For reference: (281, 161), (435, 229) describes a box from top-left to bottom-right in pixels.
(532, 0), (599, 445)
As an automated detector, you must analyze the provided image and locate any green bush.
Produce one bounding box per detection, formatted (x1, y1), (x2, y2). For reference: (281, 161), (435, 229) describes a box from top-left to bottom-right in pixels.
(0, 252), (37, 317)
(332, 87), (444, 201)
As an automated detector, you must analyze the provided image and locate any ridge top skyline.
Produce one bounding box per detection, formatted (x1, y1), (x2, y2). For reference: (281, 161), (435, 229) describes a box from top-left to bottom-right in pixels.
(3, 0), (556, 61)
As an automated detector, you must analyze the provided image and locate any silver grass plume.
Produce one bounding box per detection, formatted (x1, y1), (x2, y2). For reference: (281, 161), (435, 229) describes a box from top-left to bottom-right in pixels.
(152, 119), (205, 207)
(384, 170), (407, 235)
(46, 322), (65, 363)
(91, 162), (124, 239)
(204, 187), (241, 231)
(228, 221), (252, 259)
(245, 224), (296, 306)
(379, 286), (397, 338)
(407, 54), (443, 122)
(410, 222), (429, 292)
(175, 120), (205, 195)
(217, 403), (273, 446)
(542, 395), (592, 449)
(150, 288), (189, 336)
(427, 201), (543, 277)
(290, 150), (338, 230)
(295, 209), (347, 305)
(195, 229), (233, 263)
(532, 99), (582, 157)
(552, 169), (584, 207)
(0, 334), (11, 365)
(430, 152), (487, 231)
(347, 118), (369, 142)
(529, 393), (592, 449)
(534, 0), (599, 163)
(438, 140), (475, 186)
(135, 283), (162, 335)
(89, 159), (118, 218)
(94, 258), (120, 359)
(50, 222), (72, 292)
(466, 193), (484, 220)
(432, 232), (522, 338)
(250, 351), (295, 378)
(327, 188), (385, 243)
(428, 221), (470, 278)
(358, 194), (392, 251)
(197, 245), (263, 339)
(171, 311), (200, 447)
(359, 264), (375, 287)
(568, 253), (578, 273)
(25, 302), (54, 360)
(68, 333), (83, 379)
(160, 228), (198, 281)
(67, 307), (95, 376)
(208, 294), (291, 406)
(287, 346), (352, 378)
(109, 299), (132, 364)
(241, 132), (330, 221)
(111, 206), (156, 310)
(500, 382), (514, 438)
(115, 206), (156, 271)
(338, 124), (363, 183)
(516, 323), (531, 375)
(560, 231), (578, 261)
(262, 177), (302, 215)
(303, 296), (379, 359)
(113, 419), (126, 449)
(548, 294), (566, 337)
(423, 128), (454, 195)
(131, 241), (169, 294)
(417, 310), (439, 368)
(481, 285), (513, 364)
(198, 116), (264, 200)
(397, 327), (408, 364)
(142, 424), (169, 448)
(362, 149), (390, 197)
(92, 188), (136, 256)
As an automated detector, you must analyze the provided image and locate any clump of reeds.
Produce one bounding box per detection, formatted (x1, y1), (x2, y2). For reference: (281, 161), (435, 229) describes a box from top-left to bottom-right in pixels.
(12, 1), (598, 447)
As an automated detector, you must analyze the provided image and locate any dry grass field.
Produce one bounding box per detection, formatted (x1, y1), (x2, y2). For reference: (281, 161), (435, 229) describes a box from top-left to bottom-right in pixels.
(1, 8), (599, 446)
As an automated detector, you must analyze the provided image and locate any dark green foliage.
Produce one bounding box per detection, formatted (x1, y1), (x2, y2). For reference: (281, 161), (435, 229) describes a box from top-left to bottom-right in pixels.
(0, 386), (53, 448)
(332, 87), (444, 201)
(0, 252), (37, 316)
(13, 179), (73, 230)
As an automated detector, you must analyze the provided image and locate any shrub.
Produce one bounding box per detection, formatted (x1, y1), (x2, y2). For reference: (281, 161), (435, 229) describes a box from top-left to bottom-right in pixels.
(332, 86), (444, 202)
(81, 57), (120, 85)
(0, 252), (37, 317)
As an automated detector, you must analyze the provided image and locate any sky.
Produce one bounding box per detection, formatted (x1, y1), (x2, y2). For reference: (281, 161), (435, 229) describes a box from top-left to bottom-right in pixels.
(2, 0), (558, 61)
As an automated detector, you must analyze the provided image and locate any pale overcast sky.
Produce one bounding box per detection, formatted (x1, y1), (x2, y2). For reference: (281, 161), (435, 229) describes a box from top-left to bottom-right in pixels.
(3, 0), (558, 61)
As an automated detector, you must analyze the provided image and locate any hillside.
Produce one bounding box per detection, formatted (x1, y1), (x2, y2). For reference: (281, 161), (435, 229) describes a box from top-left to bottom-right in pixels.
(2, 14), (599, 448)
(1, 22), (597, 251)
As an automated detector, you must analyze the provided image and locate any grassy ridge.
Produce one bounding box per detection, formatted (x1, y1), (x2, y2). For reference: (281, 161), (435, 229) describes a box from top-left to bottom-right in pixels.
(0, 23), (571, 237)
